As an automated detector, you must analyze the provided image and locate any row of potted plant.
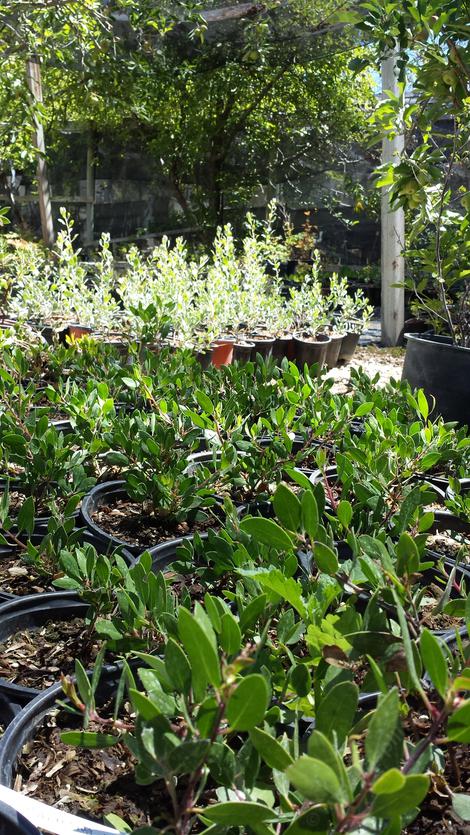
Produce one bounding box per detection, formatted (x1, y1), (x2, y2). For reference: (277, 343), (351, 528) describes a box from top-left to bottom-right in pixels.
(0, 337), (468, 833)
(1, 207), (373, 369)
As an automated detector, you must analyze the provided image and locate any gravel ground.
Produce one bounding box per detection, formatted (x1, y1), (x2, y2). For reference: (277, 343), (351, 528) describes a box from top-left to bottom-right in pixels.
(328, 345), (405, 394)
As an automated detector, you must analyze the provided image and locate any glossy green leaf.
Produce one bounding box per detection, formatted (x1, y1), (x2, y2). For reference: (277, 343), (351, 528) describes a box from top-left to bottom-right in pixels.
(240, 516), (294, 550)
(286, 755), (344, 803)
(273, 483), (301, 531)
(313, 542), (339, 575)
(226, 674), (269, 731)
(250, 727), (293, 771)
(420, 629), (448, 698)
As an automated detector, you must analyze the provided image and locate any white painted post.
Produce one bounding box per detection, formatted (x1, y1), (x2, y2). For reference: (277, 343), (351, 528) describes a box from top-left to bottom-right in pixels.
(26, 56), (55, 247)
(381, 51), (405, 346)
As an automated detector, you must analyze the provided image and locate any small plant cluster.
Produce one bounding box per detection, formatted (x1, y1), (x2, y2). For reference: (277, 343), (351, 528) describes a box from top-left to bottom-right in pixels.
(0, 336), (468, 834)
(3, 204), (372, 350)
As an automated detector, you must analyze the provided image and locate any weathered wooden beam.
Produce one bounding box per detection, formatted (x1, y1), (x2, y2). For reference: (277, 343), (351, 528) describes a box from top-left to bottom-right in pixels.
(25, 55), (55, 247)
(381, 51), (405, 347)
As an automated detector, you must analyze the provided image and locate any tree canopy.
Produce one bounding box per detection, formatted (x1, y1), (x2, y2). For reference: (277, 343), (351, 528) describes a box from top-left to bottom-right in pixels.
(0, 1), (376, 231)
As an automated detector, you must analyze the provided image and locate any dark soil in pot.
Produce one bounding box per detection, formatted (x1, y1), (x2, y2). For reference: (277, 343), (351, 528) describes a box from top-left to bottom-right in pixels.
(0, 617), (102, 690)
(0, 553), (55, 597)
(81, 481), (225, 552)
(0, 677), (215, 833)
(0, 482), (80, 533)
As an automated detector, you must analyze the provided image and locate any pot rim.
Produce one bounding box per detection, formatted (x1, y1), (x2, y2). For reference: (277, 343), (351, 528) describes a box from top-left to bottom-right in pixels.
(404, 332), (470, 355)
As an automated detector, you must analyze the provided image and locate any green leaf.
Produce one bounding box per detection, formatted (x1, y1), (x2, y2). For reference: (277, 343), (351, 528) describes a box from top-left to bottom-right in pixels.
(250, 727), (293, 770)
(452, 793), (470, 822)
(240, 516), (294, 551)
(313, 542), (339, 575)
(220, 612), (242, 656)
(393, 595), (423, 694)
(165, 638), (192, 694)
(372, 768), (406, 795)
(372, 774), (429, 817)
(178, 607), (221, 697)
(168, 740), (210, 775)
(226, 674), (269, 731)
(301, 489), (319, 540)
(286, 755), (343, 803)
(239, 593), (267, 634)
(138, 669), (177, 715)
(17, 496), (35, 537)
(283, 807), (331, 835)
(74, 659), (92, 707)
(60, 731), (118, 748)
(354, 401), (374, 417)
(337, 500), (352, 529)
(290, 664), (311, 697)
(316, 681), (358, 745)
(207, 742), (236, 787)
(273, 483), (301, 531)
(420, 629), (448, 698)
(396, 532), (420, 575)
(448, 700), (470, 743)
(366, 688), (403, 771)
(307, 731), (351, 802)
(201, 801), (275, 826)
(417, 389), (429, 420)
(95, 620), (123, 641)
(241, 568), (306, 619)
(129, 689), (162, 721)
(195, 389), (214, 414)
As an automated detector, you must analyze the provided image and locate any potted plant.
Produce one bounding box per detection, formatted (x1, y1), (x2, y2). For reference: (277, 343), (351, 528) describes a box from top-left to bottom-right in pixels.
(288, 273), (330, 369)
(362, 0), (470, 424)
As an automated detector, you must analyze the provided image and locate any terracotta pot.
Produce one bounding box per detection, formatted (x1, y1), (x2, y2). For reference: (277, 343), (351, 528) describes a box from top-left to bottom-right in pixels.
(325, 332), (345, 369)
(66, 324), (93, 340)
(250, 335), (275, 360)
(210, 339), (234, 367)
(293, 333), (330, 371)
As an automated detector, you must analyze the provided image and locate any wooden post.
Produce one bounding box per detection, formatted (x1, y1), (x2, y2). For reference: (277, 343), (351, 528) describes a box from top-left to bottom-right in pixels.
(381, 51), (405, 346)
(26, 56), (55, 247)
(85, 133), (95, 244)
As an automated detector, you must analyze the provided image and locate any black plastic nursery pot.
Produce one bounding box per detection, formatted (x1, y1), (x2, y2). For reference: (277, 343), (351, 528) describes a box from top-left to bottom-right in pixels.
(338, 330), (360, 365)
(293, 333), (330, 371)
(0, 592), (89, 724)
(0, 666), (123, 805)
(324, 333), (345, 370)
(80, 479), (227, 555)
(250, 335), (276, 359)
(428, 509), (470, 537)
(446, 477), (470, 502)
(233, 341), (255, 363)
(80, 480), (144, 555)
(0, 800), (40, 835)
(402, 333), (470, 427)
(271, 335), (296, 364)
